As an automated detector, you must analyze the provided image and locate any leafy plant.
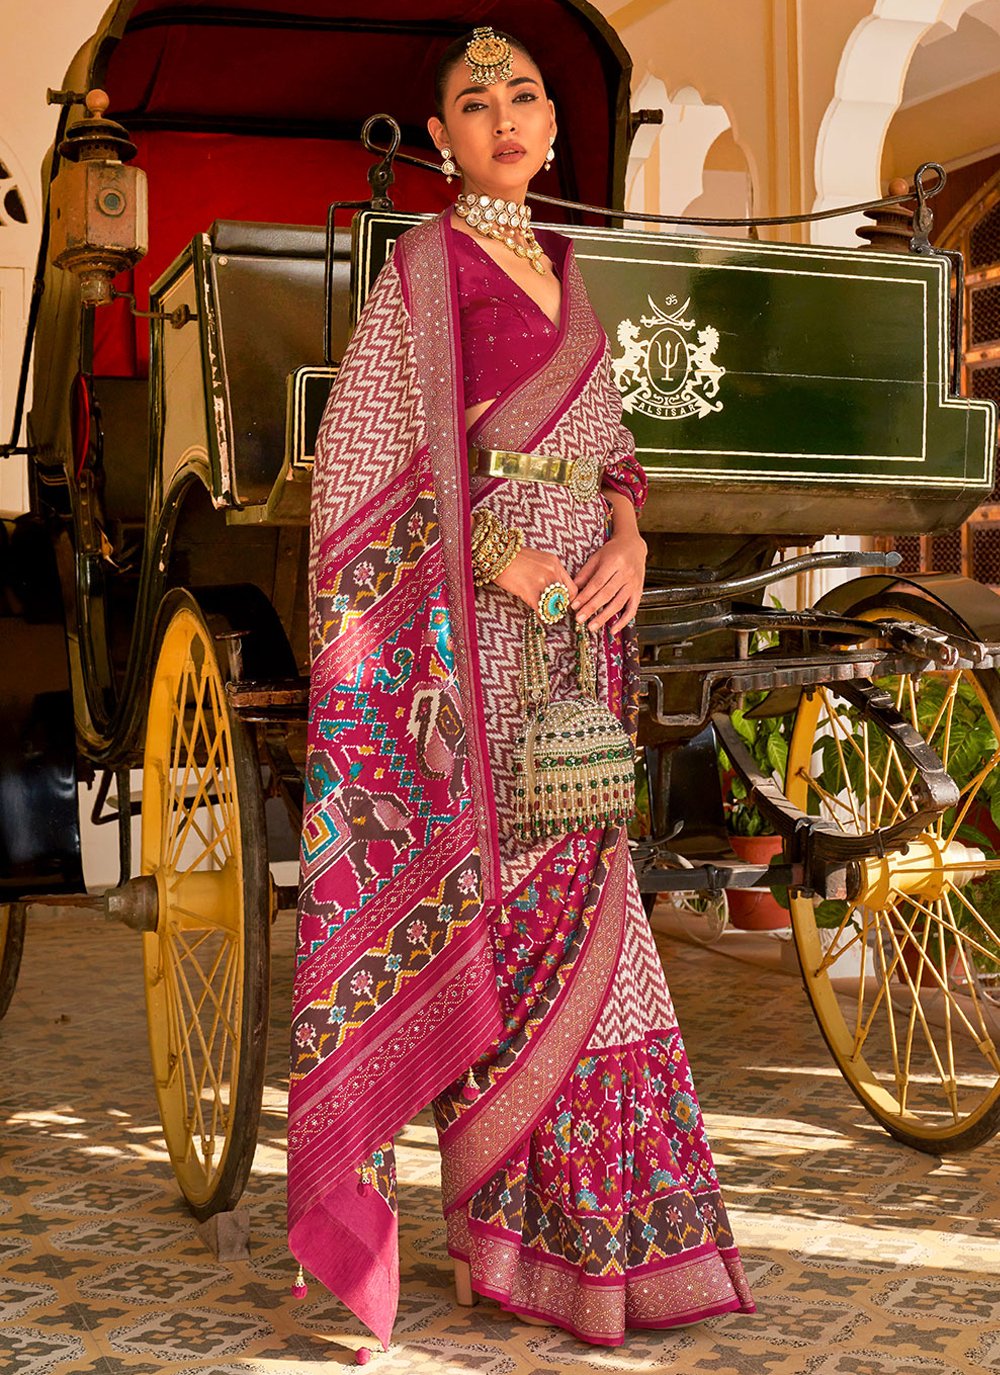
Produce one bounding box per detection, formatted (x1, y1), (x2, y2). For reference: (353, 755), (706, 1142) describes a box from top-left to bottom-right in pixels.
(717, 692), (792, 837)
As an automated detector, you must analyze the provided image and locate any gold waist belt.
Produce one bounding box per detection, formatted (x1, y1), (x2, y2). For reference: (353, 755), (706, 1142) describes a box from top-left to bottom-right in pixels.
(468, 446), (602, 502)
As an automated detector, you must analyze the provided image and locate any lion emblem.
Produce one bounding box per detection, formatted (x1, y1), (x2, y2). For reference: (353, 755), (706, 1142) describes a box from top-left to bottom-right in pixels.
(611, 295), (725, 421)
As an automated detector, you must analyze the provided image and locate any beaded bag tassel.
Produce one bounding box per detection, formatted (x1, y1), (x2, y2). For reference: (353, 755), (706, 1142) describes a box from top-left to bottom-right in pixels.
(461, 1066), (479, 1102)
(514, 616), (636, 839)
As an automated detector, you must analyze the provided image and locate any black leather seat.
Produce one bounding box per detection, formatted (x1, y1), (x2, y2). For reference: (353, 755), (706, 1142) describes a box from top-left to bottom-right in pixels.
(208, 220), (330, 506)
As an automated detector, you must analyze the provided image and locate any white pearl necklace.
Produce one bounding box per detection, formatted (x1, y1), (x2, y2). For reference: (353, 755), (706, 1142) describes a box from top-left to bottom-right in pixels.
(454, 192), (546, 275)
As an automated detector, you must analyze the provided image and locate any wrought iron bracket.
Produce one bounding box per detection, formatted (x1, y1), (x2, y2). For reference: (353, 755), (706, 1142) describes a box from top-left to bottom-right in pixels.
(110, 290), (196, 327)
(639, 604), (991, 664)
(909, 162), (944, 254)
(360, 113), (398, 210)
(711, 677), (959, 886)
(631, 852), (800, 895)
(360, 117), (945, 235)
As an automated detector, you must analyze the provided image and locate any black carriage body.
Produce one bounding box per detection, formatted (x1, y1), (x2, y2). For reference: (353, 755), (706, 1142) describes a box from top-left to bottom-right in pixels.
(12, 0), (628, 773)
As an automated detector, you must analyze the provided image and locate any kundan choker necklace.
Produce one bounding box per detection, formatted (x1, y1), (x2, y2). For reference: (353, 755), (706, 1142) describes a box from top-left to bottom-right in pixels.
(455, 192), (546, 274)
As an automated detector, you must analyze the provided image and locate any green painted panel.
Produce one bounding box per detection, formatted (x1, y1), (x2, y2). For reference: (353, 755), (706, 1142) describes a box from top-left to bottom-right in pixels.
(349, 211), (996, 530)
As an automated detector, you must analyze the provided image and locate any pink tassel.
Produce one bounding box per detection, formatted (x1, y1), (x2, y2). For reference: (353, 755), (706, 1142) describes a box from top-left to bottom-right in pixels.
(461, 1067), (479, 1102)
(291, 1263), (307, 1300)
(356, 1347), (372, 1364)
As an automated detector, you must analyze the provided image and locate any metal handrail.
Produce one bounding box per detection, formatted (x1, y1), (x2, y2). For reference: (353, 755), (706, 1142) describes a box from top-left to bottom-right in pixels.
(1, 106), (946, 462)
(360, 114), (945, 233)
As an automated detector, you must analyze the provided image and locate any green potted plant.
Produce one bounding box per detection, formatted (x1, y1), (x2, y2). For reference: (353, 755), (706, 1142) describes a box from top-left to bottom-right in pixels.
(717, 695), (791, 929)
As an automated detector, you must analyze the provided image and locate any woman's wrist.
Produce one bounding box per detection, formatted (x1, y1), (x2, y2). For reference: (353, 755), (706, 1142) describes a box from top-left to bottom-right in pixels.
(602, 486), (642, 539)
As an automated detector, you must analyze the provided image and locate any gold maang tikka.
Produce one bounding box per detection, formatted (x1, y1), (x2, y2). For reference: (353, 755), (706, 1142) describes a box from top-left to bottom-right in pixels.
(463, 26), (513, 86)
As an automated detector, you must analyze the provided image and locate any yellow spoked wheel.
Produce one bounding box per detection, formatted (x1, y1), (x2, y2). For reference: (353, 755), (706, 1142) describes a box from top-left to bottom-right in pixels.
(0, 902), (26, 1020)
(786, 610), (1000, 1152)
(142, 593), (269, 1217)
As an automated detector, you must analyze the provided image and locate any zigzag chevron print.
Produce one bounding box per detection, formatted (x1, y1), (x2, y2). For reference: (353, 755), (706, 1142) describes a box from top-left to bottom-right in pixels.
(469, 478), (611, 860)
(587, 863), (677, 1051)
(309, 260), (426, 625)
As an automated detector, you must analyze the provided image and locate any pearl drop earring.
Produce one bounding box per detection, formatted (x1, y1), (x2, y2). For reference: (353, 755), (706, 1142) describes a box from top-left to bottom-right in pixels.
(440, 146), (457, 182)
(544, 137), (555, 171)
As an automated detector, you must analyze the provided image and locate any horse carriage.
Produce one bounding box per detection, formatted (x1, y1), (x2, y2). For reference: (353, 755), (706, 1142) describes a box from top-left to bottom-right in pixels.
(2, 0), (999, 1226)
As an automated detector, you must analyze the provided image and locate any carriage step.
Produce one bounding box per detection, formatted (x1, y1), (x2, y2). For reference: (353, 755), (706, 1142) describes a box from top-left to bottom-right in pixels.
(226, 678), (309, 720)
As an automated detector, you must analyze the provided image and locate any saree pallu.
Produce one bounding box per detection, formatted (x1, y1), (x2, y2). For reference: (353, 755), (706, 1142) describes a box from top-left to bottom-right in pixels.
(289, 207), (754, 1350)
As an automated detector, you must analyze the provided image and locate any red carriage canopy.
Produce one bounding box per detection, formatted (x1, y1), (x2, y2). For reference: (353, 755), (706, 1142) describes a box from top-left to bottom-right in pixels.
(79, 0), (630, 376)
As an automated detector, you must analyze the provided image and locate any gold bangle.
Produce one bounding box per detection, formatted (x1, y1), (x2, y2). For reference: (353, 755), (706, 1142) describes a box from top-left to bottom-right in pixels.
(472, 524), (523, 586)
(471, 510), (525, 584)
(472, 530), (506, 572)
(472, 507), (502, 532)
(491, 527), (524, 581)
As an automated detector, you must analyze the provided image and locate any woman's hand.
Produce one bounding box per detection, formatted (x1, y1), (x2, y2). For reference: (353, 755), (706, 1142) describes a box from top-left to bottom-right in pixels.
(572, 493), (647, 634)
(493, 545), (579, 614)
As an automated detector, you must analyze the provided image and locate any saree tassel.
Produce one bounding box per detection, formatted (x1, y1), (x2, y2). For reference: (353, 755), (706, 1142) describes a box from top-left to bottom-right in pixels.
(461, 1066), (479, 1102)
(291, 1263), (308, 1300)
(357, 1165), (373, 1197)
(356, 1347), (373, 1365)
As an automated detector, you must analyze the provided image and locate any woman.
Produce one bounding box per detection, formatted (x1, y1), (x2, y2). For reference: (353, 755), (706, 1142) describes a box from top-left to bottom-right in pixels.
(288, 26), (754, 1353)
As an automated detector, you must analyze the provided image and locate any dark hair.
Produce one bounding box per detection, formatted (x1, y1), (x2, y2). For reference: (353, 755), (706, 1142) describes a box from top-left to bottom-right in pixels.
(433, 29), (542, 118)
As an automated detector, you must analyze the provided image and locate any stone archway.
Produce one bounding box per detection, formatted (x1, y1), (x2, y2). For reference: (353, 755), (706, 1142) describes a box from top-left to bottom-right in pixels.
(813, 0), (993, 245)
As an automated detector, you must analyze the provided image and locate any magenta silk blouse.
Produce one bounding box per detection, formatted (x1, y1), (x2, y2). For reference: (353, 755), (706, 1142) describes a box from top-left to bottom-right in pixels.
(452, 220), (647, 510)
(452, 221), (564, 406)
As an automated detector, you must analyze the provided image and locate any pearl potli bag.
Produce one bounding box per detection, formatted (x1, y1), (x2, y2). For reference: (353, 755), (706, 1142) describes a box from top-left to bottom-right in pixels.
(513, 613), (636, 839)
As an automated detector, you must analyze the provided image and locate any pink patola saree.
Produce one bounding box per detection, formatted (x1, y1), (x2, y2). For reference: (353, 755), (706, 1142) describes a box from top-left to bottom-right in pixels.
(289, 207), (755, 1349)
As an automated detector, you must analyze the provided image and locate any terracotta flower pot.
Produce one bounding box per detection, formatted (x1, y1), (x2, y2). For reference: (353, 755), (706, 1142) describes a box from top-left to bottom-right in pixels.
(890, 908), (962, 985)
(726, 833), (790, 930)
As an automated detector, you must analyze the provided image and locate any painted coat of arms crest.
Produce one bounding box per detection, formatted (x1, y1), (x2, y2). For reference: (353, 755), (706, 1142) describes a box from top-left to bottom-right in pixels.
(611, 294), (725, 421)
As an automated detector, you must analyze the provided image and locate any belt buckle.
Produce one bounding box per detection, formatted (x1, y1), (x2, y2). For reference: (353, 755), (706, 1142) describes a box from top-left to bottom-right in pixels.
(568, 454), (600, 502)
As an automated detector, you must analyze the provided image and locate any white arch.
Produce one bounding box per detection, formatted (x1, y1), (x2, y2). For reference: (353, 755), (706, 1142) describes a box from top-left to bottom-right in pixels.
(0, 135), (36, 230)
(627, 75), (737, 230)
(813, 0), (989, 245)
(626, 72), (669, 209)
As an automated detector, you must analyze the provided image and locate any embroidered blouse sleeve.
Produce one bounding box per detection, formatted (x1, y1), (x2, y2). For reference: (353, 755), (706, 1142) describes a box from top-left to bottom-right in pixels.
(597, 348), (648, 511)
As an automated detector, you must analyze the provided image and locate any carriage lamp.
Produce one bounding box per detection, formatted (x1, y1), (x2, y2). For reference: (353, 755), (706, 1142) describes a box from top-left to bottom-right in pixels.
(48, 89), (147, 307)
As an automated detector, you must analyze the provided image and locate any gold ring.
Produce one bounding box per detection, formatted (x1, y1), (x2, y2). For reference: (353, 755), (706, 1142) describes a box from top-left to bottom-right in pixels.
(537, 582), (570, 624)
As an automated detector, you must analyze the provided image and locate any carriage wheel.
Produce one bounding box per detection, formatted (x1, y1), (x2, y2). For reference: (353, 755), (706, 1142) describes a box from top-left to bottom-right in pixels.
(0, 902), (26, 1020)
(141, 593), (269, 1218)
(786, 612), (1000, 1152)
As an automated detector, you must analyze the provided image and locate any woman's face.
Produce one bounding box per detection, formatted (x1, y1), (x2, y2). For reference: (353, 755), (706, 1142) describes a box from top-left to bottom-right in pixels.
(428, 46), (556, 202)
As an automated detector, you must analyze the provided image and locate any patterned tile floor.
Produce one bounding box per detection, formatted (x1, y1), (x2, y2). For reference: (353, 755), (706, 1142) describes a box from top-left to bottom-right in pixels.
(2, 902), (999, 1375)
